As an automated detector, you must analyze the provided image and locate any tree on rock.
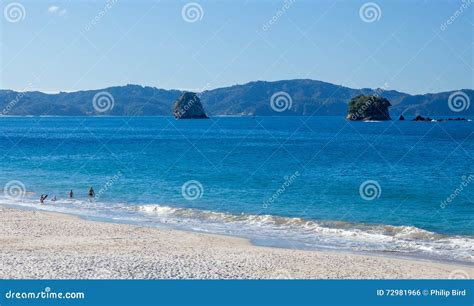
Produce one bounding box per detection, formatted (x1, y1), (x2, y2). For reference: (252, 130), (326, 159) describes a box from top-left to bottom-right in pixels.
(346, 95), (391, 121)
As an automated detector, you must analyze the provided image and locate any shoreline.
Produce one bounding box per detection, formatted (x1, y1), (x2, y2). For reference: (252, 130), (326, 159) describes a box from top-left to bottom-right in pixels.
(84, 213), (472, 267)
(0, 206), (472, 279)
(2, 199), (472, 266)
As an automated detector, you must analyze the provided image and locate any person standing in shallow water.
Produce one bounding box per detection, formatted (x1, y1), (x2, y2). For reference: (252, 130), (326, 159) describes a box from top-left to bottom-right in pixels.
(69, 190), (73, 199)
(39, 194), (48, 204)
(88, 187), (95, 199)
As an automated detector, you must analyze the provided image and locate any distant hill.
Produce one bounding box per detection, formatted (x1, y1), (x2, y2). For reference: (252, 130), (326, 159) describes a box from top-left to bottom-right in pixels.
(0, 85), (182, 116)
(1, 80), (472, 117)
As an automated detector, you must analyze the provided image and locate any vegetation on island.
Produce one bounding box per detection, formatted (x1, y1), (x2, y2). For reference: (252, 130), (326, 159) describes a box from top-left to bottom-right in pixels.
(347, 95), (391, 121)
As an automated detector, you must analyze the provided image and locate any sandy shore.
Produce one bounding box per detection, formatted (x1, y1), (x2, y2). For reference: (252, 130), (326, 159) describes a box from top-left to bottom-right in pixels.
(0, 206), (471, 279)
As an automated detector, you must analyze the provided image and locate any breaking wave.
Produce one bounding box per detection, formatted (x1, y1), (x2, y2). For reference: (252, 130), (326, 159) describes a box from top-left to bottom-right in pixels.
(1, 197), (472, 264)
(136, 204), (473, 263)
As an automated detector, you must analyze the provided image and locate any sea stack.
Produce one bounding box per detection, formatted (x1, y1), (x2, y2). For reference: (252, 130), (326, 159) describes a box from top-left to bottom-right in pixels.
(346, 95), (391, 121)
(412, 115), (433, 122)
(172, 92), (209, 119)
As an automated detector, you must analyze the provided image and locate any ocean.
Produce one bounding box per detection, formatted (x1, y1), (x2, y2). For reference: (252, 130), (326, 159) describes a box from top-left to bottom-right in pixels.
(0, 116), (472, 263)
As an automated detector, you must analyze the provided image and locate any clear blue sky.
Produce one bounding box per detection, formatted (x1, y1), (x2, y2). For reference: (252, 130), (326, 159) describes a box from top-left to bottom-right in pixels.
(1, 0), (472, 94)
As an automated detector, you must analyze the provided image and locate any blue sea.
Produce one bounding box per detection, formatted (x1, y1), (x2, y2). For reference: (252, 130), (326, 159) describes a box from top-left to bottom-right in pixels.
(0, 116), (472, 264)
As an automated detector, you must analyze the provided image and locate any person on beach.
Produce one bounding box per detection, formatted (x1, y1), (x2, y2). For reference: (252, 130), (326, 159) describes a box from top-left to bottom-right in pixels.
(88, 187), (95, 198)
(69, 190), (73, 199)
(39, 194), (48, 204)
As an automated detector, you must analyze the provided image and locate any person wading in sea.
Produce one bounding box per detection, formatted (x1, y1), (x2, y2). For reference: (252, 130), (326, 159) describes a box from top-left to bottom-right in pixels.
(39, 194), (48, 204)
(88, 187), (95, 199)
(69, 189), (73, 199)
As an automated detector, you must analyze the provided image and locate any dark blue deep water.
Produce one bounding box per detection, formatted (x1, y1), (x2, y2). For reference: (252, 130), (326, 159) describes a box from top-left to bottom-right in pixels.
(0, 116), (472, 263)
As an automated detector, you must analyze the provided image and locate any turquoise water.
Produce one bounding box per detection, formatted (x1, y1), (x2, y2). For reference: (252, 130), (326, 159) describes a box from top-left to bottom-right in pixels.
(0, 116), (473, 263)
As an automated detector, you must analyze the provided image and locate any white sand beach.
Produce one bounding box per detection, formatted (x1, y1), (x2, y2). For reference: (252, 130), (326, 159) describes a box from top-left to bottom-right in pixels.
(0, 206), (471, 279)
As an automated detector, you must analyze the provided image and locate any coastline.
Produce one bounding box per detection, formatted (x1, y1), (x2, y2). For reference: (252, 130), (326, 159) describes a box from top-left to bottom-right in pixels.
(0, 206), (471, 280)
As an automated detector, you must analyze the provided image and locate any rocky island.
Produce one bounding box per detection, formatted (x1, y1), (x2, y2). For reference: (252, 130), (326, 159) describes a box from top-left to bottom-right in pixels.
(412, 115), (468, 122)
(172, 92), (209, 119)
(346, 95), (392, 121)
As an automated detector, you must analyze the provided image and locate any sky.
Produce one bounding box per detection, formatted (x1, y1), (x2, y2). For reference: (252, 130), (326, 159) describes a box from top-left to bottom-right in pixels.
(1, 0), (473, 94)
